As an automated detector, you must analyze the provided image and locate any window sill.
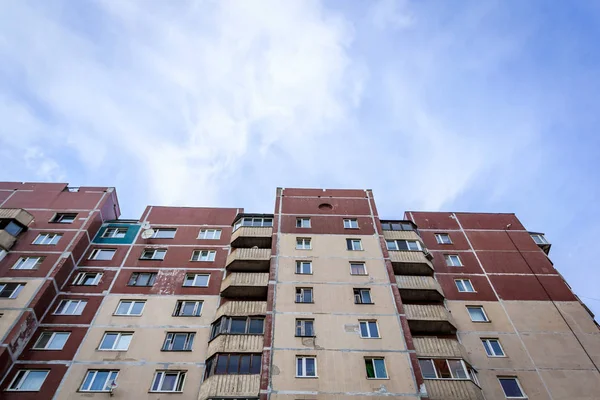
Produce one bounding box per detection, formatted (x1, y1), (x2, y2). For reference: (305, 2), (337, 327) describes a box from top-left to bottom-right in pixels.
(161, 349), (193, 352)
(295, 335), (316, 338)
(295, 301), (314, 304)
(113, 314), (142, 317)
(139, 259), (164, 261)
(173, 315), (202, 317)
(366, 377), (389, 380)
(32, 348), (63, 351)
(149, 391), (184, 393)
(470, 320), (491, 323)
(295, 376), (318, 379)
(78, 390), (111, 393)
(360, 337), (381, 339)
(354, 303), (375, 305)
(97, 349), (128, 352)
(487, 355), (507, 358)
(350, 274), (369, 276)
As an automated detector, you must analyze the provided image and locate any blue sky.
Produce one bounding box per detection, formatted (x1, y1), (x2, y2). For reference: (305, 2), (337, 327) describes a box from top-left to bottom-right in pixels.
(1, 1), (599, 316)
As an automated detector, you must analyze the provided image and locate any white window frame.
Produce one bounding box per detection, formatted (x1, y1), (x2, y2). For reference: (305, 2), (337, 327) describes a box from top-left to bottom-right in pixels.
(98, 332), (133, 351)
(455, 279), (475, 292)
(54, 299), (87, 315)
(114, 300), (146, 316)
(183, 274), (210, 287)
(498, 376), (527, 399)
(12, 256), (44, 270)
(162, 332), (195, 351)
(296, 356), (317, 378)
(32, 332), (70, 350)
(418, 358), (470, 380)
(295, 319), (315, 337)
(7, 369), (49, 391)
(234, 217), (273, 231)
(150, 370), (186, 392)
(72, 272), (102, 286)
(295, 260), (312, 275)
(0, 283), (24, 299)
(89, 248), (116, 261)
(173, 300), (203, 317)
(386, 240), (422, 251)
(191, 250), (216, 262)
(482, 338), (505, 357)
(33, 233), (62, 245)
(350, 262), (367, 275)
(128, 272), (157, 287)
(530, 234), (548, 244)
(435, 233), (452, 244)
(52, 213), (77, 223)
(445, 254), (463, 266)
(151, 228), (177, 239)
(347, 238), (363, 251)
(296, 237), (312, 250)
(354, 288), (373, 304)
(140, 248), (167, 260)
(198, 229), (222, 240)
(295, 287), (313, 303)
(365, 357), (388, 379)
(80, 370), (119, 392)
(296, 218), (311, 228)
(102, 227), (128, 238)
(343, 218), (359, 229)
(359, 320), (380, 338)
(467, 306), (490, 322)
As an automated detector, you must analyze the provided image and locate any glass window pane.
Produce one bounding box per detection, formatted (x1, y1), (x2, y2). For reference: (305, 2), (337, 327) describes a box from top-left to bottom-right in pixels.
(419, 359), (437, 379)
(172, 334), (187, 350)
(227, 355), (240, 374)
(116, 334), (132, 350)
(483, 340), (493, 356)
(305, 321), (314, 336)
(434, 359), (452, 378)
(360, 322), (368, 337)
(90, 371), (109, 390)
(305, 358), (315, 376)
(101, 334), (117, 349)
(499, 378), (524, 397)
(374, 359), (387, 378)
(82, 371), (95, 390)
(448, 360), (467, 379)
(240, 355), (251, 374)
(297, 358), (303, 375)
(369, 322), (379, 337)
(131, 302), (144, 315)
(250, 355), (261, 374)
(216, 356), (227, 374)
(161, 373), (177, 391)
(230, 318), (247, 333)
(36, 333), (52, 349)
(361, 290), (372, 303)
(365, 359), (375, 378)
(21, 371), (48, 390)
(249, 319), (264, 334)
(468, 307), (486, 322)
(490, 340), (504, 356)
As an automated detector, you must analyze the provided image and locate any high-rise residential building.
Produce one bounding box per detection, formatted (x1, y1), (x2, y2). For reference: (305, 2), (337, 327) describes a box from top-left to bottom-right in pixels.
(0, 182), (598, 400)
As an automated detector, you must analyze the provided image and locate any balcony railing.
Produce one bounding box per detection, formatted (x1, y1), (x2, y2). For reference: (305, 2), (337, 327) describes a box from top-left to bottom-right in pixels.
(389, 250), (434, 276)
(424, 379), (484, 400)
(396, 275), (444, 303)
(221, 273), (269, 299)
(413, 337), (466, 358)
(215, 301), (267, 320)
(198, 375), (260, 400)
(405, 304), (456, 334)
(226, 248), (271, 272)
(231, 226), (273, 249)
(207, 334), (264, 359)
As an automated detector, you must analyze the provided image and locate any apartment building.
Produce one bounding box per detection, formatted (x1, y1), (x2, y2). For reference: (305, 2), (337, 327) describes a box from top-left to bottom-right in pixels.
(0, 182), (598, 400)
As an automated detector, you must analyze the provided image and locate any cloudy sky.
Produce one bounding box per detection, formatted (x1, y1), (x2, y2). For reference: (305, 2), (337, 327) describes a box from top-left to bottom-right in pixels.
(1, 0), (599, 315)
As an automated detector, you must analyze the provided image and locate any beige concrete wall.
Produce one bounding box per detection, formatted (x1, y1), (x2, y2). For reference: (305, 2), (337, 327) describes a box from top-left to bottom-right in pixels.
(476, 370), (551, 400)
(460, 332), (533, 370)
(0, 309), (22, 340)
(277, 257), (389, 284)
(0, 277), (44, 308)
(540, 369), (600, 400)
(272, 395), (419, 400)
(446, 301), (514, 332)
(278, 234), (383, 259)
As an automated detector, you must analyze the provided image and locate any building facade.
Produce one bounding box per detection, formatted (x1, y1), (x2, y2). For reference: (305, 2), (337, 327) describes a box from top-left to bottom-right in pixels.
(0, 182), (598, 399)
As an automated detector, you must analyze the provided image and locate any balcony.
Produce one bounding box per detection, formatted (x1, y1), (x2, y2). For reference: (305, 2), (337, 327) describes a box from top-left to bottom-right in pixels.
(529, 232), (551, 255)
(383, 230), (422, 242)
(405, 304), (456, 334)
(0, 208), (34, 251)
(226, 248), (271, 272)
(413, 337), (466, 359)
(215, 301), (267, 319)
(207, 335), (264, 359)
(221, 273), (269, 299)
(198, 375), (260, 400)
(424, 379), (484, 400)
(389, 250), (434, 276)
(231, 226), (272, 249)
(397, 275), (444, 303)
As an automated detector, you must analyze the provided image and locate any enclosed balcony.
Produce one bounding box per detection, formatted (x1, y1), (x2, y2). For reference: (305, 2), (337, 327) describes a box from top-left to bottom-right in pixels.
(207, 335), (264, 359)
(424, 379), (484, 400)
(405, 304), (456, 334)
(215, 301), (267, 319)
(413, 337), (466, 359)
(231, 226), (272, 249)
(0, 208), (34, 251)
(221, 273), (269, 299)
(226, 248), (271, 272)
(529, 232), (551, 255)
(198, 375), (260, 400)
(383, 229), (422, 242)
(389, 250), (434, 276)
(397, 275), (444, 303)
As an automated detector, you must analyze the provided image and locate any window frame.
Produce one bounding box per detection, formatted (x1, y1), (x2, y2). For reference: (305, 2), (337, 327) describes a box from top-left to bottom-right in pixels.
(0, 282), (24, 298)
(12, 256), (44, 270)
(295, 319), (315, 337)
(359, 320), (380, 338)
(445, 254), (463, 267)
(32, 331), (70, 350)
(51, 213), (77, 223)
(346, 238), (363, 251)
(386, 239), (422, 251)
(198, 229), (222, 240)
(89, 248), (116, 261)
(32, 233), (62, 245)
(354, 288), (373, 304)
(418, 358), (471, 380)
(455, 279), (475, 293)
(162, 332), (195, 351)
(530, 234), (548, 245)
(295, 260), (312, 275)
(7, 369), (49, 391)
(296, 237), (312, 250)
(210, 316), (265, 340)
(173, 300), (203, 317)
(435, 233), (452, 244)
(98, 332), (133, 351)
(114, 300), (146, 316)
(204, 353), (262, 378)
(296, 218), (311, 228)
(54, 299), (87, 315)
(151, 228), (177, 239)
(365, 357), (388, 379)
(79, 370), (119, 392)
(350, 262), (367, 276)
(127, 272), (157, 287)
(498, 376), (527, 399)
(233, 217), (273, 231)
(296, 356), (317, 378)
(191, 249), (216, 262)
(295, 287), (314, 303)
(150, 370), (186, 393)
(183, 273), (210, 287)
(140, 248), (167, 260)
(72, 272), (102, 286)
(381, 221), (414, 231)
(467, 306), (490, 322)
(482, 338), (506, 357)
(102, 227), (128, 238)
(343, 218), (359, 229)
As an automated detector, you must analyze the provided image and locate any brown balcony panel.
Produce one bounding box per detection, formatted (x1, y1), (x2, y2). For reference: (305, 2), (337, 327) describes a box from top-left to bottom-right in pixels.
(221, 273), (269, 299)
(389, 251), (434, 276)
(0, 208), (34, 227)
(207, 334), (264, 359)
(383, 230), (423, 242)
(424, 379), (484, 400)
(405, 304), (456, 334)
(413, 337), (467, 359)
(396, 275), (445, 303)
(226, 248), (271, 272)
(231, 226), (273, 248)
(215, 301), (267, 320)
(199, 374), (260, 400)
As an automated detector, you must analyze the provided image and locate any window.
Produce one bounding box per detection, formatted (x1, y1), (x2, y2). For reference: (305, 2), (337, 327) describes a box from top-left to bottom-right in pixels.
(51, 213), (77, 223)
(296, 218), (311, 228)
(140, 249), (167, 260)
(32, 332), (70, 350)
(72, 272), (102, 286)
(346, 238), (363, 251)
(183, 274), (210, 287)
(33, 233), (62, 245)
(151, 228), (177, 239)
(343, 219), (359, 229)
(151, 371), (186, 392)
(89, 248), (116, 261)
(13, 256), (44, 270)
(296, 319), (314, 337)
(455, 279), (475, 293)
(530, 234), (548, 245)
(210, 316), (265, 339)
(354, 288), (372, 304)
(499, 377), (526, 398)
(191, 250), (216, 262)
(482, 339), (505, 357)
(173, 300), (203, 317)
(386, 240), (421, 251)
(80, 370), (119, 392)
(295, 260), (312, 275)
(233, 217), (273, 231)
(418, 359), (470, 379)
(435, 233), (452, 244)
(365, 358), (388, 379)
(128, 272), (157, 286)
(0, 283), (24, 298)
(99, 332), (132, 351)
(7, 370), (49, 391)
(204, 354), (262, 378)
(54, 299), (87, 315)
(102, 227), (128, 238)
(381, 221), (413, 231)
(295, 287), (313, 303)
(445, 254), (463, 266)
(296, 238), (311, 250)
(467, 306), (489, 322)
(359, 321), (379, 338)
(0, 220), (24, 236)
(162, 332), (195, 351)
(350, 262), (367, 275)
(115, 300), (145, 316)
(296, 356), (317, 377)
(198, 229), (222, 239)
